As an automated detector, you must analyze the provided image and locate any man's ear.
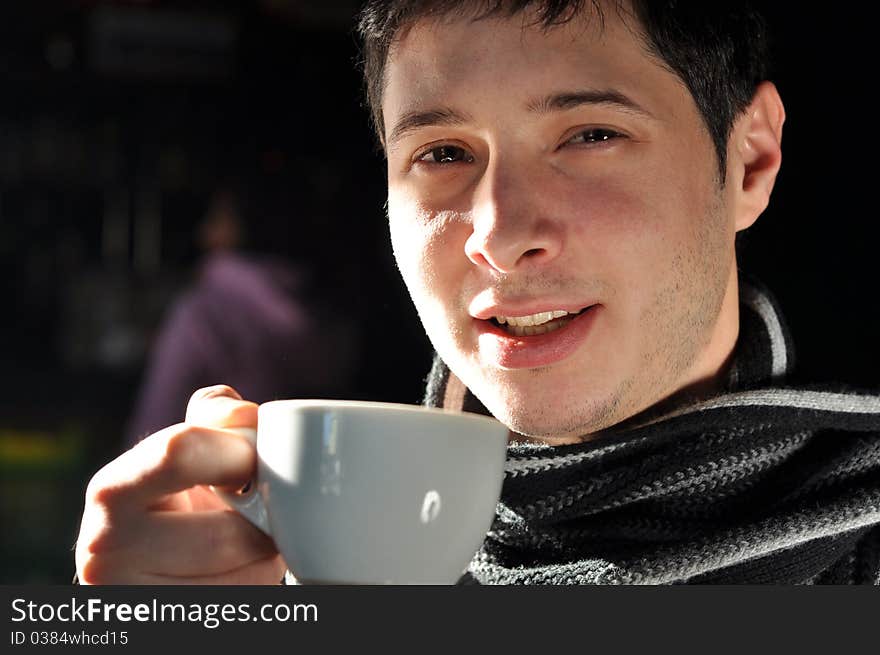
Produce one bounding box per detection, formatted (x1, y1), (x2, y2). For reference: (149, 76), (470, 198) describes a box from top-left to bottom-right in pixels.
(729, 81), (785, 232)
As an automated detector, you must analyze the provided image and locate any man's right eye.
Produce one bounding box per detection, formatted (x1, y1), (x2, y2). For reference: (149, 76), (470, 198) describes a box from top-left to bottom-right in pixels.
(416, 145), (474, 164)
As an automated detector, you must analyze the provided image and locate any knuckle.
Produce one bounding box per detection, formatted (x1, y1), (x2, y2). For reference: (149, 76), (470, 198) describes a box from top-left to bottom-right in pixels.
(84, 469), (106, 505)
(162, 425), (204, 477)
(77, 552), (114, 585)
(85, 461), (125, 509)
(89, 485), (120, 510)
(79, 488), (124, 553)
(75, 514), (117, 584)
(79, 522), (113, 558)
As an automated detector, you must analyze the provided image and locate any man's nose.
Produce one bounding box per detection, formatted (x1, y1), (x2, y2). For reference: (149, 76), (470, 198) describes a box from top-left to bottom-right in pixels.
(464, 161), (564, 274)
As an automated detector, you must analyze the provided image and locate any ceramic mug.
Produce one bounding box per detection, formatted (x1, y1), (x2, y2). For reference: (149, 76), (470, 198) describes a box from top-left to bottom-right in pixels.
(215, 399), (509, 584)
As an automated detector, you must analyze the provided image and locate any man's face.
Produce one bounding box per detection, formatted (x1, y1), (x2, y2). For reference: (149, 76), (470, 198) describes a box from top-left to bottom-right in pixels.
(382, 5), (741, 442)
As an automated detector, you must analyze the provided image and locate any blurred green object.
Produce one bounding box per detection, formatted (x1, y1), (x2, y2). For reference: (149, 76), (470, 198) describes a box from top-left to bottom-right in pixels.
(0, 428), (86, 473)
(0, 425), (90, 583)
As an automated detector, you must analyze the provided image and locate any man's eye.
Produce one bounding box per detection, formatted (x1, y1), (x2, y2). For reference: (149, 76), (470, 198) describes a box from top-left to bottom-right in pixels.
(417, 145), (473, 164)
(565, 128), (623, 146)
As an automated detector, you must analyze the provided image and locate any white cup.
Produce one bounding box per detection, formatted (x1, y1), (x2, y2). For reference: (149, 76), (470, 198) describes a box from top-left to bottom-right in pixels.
(215, 399), (509, 584)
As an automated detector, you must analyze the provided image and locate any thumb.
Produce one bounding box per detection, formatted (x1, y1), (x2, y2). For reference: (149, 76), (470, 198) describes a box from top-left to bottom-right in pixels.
(184, 384), (258, 430)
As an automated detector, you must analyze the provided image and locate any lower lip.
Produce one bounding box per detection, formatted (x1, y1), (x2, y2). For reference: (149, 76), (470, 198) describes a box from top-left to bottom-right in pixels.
(475, 305), (601, 369)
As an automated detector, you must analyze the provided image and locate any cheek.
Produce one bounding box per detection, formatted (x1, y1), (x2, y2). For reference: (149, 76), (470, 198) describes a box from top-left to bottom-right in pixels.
(565, 177), (664, 270)
(575, 165), (715, 241)
(564, 172), (723, 320)
(388, 195), (468, 315)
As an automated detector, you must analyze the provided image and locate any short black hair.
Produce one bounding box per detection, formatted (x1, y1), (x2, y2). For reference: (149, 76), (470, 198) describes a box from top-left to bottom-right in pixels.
(357, 0), (770, 179)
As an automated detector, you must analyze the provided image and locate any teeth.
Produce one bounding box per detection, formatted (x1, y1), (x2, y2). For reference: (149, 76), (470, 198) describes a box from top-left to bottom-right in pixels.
(507, 319), (570, 336)
(495, 310), (570, 327)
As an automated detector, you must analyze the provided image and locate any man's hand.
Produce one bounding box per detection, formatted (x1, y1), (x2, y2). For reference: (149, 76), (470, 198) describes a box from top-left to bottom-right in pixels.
(75, 385), (287, 584)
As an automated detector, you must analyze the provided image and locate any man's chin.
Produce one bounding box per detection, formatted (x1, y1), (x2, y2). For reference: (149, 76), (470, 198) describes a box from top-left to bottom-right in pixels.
(453, 361), (636, 443)
(478, 393), (627, 445)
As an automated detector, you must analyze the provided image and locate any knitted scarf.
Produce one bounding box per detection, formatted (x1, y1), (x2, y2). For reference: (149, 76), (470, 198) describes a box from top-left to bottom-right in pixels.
(424, 278), (880, 584)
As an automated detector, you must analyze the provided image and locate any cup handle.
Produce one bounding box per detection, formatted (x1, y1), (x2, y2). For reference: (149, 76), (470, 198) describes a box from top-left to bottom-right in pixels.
(210, 427), (272, 536)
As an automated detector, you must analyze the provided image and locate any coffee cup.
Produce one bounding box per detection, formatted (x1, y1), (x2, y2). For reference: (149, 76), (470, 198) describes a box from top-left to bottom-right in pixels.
(214, 399), (509, 584)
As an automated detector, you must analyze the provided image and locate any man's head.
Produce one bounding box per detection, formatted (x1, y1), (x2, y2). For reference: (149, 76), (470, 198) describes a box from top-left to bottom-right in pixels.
(358, 0), (784, 443)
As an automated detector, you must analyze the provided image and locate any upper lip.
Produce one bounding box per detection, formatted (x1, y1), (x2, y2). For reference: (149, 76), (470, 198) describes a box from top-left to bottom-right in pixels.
(469, 298), (598, 320)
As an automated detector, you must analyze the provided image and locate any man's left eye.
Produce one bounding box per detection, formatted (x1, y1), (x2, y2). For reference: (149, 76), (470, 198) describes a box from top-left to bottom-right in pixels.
(564, 128), (623, 146)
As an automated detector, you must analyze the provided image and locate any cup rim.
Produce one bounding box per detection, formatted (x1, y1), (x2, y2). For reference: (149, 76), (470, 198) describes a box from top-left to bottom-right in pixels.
(258, 398), (507, 430)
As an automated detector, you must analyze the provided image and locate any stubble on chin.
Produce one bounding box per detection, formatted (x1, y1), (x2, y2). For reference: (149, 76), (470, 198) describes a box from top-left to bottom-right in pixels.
(468, 366), (638, 443)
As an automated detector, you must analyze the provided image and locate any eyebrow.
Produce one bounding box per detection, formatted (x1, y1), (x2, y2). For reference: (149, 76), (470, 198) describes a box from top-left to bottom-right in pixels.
(526, 88), (655, 119)
(386, 107), (470, 150)
(386, 88), (654, 149)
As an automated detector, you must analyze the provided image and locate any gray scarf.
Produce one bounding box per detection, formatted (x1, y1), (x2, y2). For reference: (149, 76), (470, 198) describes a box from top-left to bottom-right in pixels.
(424, 278), (880, 584)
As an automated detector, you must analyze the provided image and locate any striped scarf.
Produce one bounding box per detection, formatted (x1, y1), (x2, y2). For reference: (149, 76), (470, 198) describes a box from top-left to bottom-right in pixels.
(424, 278), (880, 584)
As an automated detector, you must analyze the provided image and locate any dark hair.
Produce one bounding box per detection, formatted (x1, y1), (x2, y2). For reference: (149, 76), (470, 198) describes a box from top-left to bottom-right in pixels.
(357, 0), (770, 179)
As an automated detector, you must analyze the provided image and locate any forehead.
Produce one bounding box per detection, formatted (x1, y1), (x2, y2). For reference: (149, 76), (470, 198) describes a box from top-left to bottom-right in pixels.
(381, 5), (691, 132)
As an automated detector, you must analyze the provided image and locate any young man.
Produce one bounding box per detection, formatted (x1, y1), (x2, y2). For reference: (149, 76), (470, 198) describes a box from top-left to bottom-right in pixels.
(75, 0), (880, 584)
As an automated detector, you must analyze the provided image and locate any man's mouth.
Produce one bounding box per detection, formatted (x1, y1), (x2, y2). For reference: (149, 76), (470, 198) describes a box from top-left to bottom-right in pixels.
(490, 307), (590, 337)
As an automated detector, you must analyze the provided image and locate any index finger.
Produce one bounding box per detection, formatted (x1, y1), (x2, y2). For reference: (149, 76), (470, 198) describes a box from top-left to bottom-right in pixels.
(88, 424), (258, 511)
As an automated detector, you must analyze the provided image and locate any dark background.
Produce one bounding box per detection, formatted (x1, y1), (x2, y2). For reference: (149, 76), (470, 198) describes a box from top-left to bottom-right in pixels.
(0, 1), (876, 583)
